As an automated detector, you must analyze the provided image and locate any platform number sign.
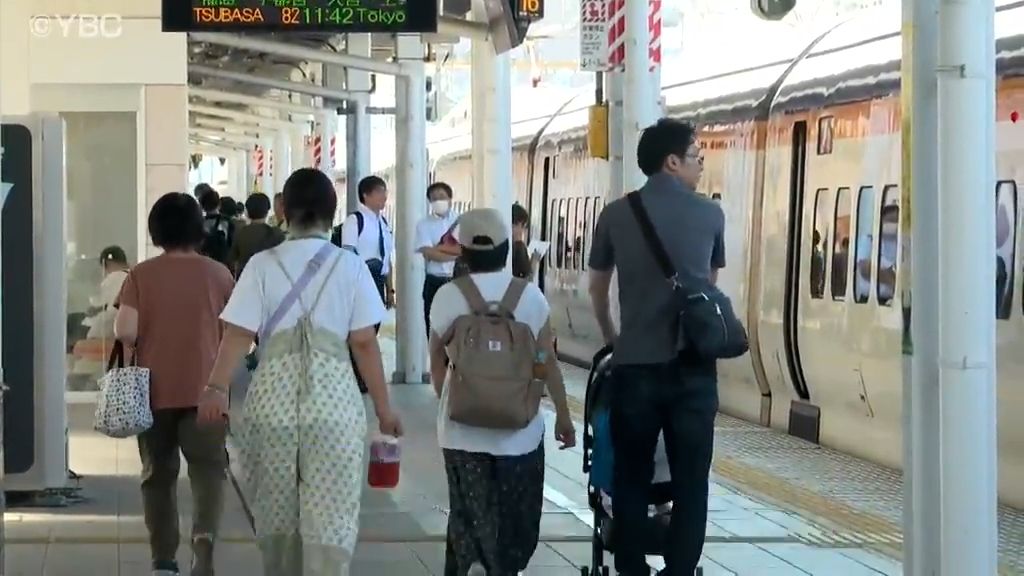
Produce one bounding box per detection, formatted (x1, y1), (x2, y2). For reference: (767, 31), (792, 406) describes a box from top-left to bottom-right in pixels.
(518, 0), (544, 21)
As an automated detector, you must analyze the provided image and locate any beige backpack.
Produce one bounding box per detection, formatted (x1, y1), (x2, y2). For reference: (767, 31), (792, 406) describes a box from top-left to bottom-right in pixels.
(442, 277), (544, 429)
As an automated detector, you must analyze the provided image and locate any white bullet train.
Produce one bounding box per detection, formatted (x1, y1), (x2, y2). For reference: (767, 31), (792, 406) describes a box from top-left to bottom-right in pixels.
(428, 2), (1024, 506)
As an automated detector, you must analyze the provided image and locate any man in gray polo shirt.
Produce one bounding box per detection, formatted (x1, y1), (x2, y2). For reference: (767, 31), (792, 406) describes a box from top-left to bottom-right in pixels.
(589, 118), (724, 576)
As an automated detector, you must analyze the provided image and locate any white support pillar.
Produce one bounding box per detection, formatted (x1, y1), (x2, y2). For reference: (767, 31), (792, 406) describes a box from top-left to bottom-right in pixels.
(901, 0), (941, 572)
(937, 0), (997, 571)
(346, 100), (370, 213)
(346, 33), (373, 213)
(260, 136), (274, 195)
(606, 70), (624, 326)
(470, 16), (513, 242)
(392, 37), (428, 385)
(236, 150), (249, 197)
(622, 0), (658, 192)
(274, 130), (291, 192)
(290, 130), (306, 174)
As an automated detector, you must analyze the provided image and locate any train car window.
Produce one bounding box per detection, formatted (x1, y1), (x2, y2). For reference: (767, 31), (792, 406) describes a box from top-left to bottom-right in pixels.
(853, 186), (876, 304)
(831, 187), (852, 301)
(555, 199), (568, 269)
(876, 185), (900, 306)
(547, 198), (558, 268)
(997, 180), (1017, 319)
(817, 116), (835, 155)
(566, 198), (577, 269)
(810, 188), (831, 299)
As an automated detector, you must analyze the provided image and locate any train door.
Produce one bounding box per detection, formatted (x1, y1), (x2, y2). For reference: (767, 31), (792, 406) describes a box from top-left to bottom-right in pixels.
(782, 121), (818, 442)
(537, 156), (552, 292)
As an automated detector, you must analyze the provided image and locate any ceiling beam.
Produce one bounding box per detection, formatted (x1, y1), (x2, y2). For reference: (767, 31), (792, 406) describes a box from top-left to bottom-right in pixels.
(191, 64), (353, 101)
(189, 87), (324, 117)
(190, 32), (405, 76)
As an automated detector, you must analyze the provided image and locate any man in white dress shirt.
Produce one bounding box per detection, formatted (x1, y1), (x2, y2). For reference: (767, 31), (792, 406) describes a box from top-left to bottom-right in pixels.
(339, 175), (394, 394)
(415, 182), (460, 336)
(340, 175), (395, 309)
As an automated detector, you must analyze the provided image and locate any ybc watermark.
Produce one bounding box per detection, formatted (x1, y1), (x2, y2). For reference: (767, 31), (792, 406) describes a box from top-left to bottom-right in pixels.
(29, 14), (123, 39)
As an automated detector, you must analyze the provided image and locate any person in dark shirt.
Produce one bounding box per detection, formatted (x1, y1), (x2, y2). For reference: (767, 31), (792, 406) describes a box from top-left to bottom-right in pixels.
(229, 193), (285, 278)
(511, 203), (539, 280)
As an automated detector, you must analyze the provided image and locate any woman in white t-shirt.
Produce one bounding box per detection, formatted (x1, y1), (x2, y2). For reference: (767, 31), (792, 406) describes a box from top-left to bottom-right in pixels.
(428, 208), (576, 576)
(199, 168), (403, 576)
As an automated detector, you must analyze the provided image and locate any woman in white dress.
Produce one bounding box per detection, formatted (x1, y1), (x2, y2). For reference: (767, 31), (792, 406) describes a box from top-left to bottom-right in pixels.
(199, 168), (403, 575)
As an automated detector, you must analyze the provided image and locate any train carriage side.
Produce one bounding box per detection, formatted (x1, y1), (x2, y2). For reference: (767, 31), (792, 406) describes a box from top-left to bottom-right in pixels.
(762, 2), (1024, 506)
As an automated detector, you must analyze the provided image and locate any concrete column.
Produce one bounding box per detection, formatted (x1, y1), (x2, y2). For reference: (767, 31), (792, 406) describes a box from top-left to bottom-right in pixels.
(606, 70), (624, 327)
(901, 0), (941, 572)
(470, 18), (513, 247)
(392, 36), (428, 385)
(622, 0), (658, 192)
(273, 130), (291, 192)
(143, 85), (189, 258)
(937, 0), (997, 571)
(290, 129), (306, 172)
(346, 100), (370, 213)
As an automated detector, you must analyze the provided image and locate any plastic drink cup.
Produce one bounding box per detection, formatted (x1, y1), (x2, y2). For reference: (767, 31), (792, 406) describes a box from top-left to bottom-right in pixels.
(367, 435), (401, 489)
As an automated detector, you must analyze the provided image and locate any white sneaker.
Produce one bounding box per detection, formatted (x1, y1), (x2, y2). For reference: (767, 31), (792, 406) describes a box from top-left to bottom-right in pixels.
(152, 571), (179, 576)
(467, 563), (487, 576)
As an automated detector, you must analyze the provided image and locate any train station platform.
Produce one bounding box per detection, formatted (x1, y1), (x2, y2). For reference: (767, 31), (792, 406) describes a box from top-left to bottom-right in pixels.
(11, 329), (1022, 575)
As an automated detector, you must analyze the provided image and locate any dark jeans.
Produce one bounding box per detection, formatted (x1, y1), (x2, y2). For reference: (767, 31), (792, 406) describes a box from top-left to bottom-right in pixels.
(350, 272), (388, 393)
(423, 274), (451, 337)
(611, 359), (717, 575)
(138, 408), (227, 574)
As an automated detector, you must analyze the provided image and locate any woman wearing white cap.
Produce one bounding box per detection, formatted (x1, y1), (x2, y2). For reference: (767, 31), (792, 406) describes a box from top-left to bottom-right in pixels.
(428, 207), (576, 576)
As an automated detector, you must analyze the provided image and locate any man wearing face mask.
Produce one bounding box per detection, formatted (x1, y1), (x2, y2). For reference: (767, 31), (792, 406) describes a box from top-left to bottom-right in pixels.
(416, 182), (460, 336)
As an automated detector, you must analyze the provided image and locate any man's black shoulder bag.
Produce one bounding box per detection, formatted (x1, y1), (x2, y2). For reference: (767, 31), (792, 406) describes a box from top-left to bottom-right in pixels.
(627, 192), (749, 360)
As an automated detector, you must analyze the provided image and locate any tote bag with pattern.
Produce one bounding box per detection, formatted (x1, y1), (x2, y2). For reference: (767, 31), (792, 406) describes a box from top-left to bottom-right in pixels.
(94, 341), (153, 438)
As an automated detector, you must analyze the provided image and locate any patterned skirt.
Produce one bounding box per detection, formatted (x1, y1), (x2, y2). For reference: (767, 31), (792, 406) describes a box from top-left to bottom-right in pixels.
(442, 444), (545, 576)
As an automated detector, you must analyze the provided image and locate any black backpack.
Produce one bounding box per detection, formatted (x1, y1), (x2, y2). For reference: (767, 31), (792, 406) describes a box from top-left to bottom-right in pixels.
(330, 211), (389, 249)
(200, 214), (232, 266)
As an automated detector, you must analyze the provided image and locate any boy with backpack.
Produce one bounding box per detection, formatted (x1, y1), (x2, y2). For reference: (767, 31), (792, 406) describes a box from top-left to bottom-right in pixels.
(198, 188), (234, 268)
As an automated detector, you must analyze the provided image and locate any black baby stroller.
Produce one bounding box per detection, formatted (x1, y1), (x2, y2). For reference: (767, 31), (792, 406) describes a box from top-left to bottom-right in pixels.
(581, 346), (702, 576)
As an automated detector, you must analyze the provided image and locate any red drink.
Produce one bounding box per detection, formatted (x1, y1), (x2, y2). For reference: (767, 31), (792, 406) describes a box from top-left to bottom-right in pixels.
(367, 436), (401, 489)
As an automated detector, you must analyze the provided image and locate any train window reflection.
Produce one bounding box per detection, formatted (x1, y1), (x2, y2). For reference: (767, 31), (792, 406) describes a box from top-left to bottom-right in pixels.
(997, 181), (1016, 320)
(853, 186), (876, 304)
(876, 186), (899, 306)
(810, 188), (830, 299)
(831, 187), (852, 300)
(817, 115), (834, 155)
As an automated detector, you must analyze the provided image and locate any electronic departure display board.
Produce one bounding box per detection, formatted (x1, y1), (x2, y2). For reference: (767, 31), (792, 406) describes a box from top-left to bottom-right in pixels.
(162, 0), (438, 33)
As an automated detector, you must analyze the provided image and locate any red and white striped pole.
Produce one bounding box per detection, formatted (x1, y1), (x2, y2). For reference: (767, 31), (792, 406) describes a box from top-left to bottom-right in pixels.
(329, 135), (336, 170)
(254, 145), (264, 192)
(648, 0), (662, 72)
(607, 0), (625, 71)
(312, 134), (323, 168)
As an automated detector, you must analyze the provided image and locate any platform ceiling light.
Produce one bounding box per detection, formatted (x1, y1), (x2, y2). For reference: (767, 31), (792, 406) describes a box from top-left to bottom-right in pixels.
(751, 0), (797, 21)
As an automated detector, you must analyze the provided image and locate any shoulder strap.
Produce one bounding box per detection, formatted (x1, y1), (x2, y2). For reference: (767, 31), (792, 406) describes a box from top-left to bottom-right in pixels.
(498, 278), (528, 316)
(626, 192), (677, 282)
(452, 276), (488, 314)
(308, 252), (344, 314)
(353, 211), (364, 236)
(260, 241), (334, 341)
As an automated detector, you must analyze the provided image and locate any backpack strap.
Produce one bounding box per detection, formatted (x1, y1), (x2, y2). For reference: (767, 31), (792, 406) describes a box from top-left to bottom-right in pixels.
(353, 211), (364, 236)
(308, 252), (344, 314)
(498, 278), (528, 317)
(452, 276), (489, 315)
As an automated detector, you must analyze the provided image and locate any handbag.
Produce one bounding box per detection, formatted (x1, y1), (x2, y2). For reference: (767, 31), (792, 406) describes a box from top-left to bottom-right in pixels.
(94, 340), (153, 438)
(626, 192), (749, 360)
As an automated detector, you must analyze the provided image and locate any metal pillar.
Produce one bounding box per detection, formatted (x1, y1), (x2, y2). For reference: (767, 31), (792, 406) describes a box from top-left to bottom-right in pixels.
(470, 24), (513, 239)
(392, 44), (427, 385)
(274, 130), (291, 193)
(622, 0), (657, 192)
(260, 136), (274, 195)
(290, 130), (306, 174)
(606, 70), (624, 325)
(345, 102), (369, 213)
(345, 34), (373, 213)
(237, 150), (249, 197)
(901, 0), (941, 571)
(937, 0), (997, 571)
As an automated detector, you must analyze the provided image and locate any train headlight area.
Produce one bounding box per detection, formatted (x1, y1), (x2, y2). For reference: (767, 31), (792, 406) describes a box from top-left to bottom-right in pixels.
(0, 0), (1018, 573)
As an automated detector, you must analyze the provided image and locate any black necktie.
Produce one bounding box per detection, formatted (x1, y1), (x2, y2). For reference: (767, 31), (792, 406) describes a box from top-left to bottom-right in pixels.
(377, 219), (386, 271)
